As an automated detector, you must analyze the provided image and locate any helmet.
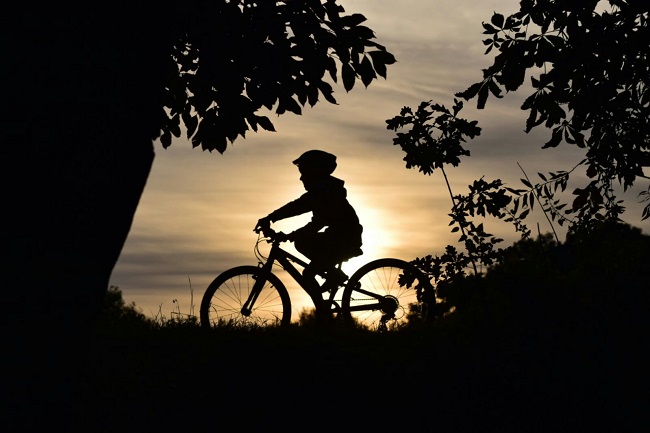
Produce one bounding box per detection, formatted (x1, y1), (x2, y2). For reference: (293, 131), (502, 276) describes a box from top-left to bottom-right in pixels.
(292, 150), (337, 175)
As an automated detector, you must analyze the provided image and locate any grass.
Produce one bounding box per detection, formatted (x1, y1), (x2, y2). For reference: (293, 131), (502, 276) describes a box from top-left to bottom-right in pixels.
(26, 288), (636, 432)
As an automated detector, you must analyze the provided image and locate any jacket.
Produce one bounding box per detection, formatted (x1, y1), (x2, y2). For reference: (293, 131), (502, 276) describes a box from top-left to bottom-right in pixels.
(268, 175), (362, 242)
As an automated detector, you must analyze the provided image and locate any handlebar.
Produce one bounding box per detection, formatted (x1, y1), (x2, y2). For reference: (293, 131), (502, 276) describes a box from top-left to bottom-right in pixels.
(254, 224), (275, 237)
(254, 224), (287, 243)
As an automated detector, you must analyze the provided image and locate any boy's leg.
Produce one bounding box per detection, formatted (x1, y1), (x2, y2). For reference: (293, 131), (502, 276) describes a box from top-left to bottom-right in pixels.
(293, 232), (321, 291)
(294, 231), (343, 325)
(301, 264), (322, 294)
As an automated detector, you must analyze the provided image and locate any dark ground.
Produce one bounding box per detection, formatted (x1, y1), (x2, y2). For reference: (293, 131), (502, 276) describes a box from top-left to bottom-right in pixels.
(7, 312), (646, 433)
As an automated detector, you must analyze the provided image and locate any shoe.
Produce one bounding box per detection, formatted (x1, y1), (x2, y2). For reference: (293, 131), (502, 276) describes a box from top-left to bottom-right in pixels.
(320, 268), (348, 292)
(329, 267), (348, 284)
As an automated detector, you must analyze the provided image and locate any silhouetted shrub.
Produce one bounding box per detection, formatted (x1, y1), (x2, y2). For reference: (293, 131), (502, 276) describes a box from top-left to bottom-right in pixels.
(96, 286), (153, 332)
(437, 223), (650, 338)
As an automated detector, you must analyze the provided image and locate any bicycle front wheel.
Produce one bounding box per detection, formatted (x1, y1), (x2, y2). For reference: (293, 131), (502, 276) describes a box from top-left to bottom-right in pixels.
(200, 266), (291, 328)
(341, 258), (431, 331)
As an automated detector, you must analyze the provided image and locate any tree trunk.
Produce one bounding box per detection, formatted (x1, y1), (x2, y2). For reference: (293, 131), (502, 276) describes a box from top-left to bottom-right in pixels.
(2, 6), (171, 335)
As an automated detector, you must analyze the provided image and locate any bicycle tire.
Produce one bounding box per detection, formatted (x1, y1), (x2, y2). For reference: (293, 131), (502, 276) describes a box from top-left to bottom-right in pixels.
(200, 266), (291, 328)
(340, 258), (431, 331)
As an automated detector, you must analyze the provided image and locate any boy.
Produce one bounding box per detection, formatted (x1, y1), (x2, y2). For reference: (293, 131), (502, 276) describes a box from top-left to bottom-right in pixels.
(255, 149), (363, 292)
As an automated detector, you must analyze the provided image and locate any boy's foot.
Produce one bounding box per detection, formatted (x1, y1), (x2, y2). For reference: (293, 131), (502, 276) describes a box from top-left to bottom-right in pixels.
(321, 268), (348, 291)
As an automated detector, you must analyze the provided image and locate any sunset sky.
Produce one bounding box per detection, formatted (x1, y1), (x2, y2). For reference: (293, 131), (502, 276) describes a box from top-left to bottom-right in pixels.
(109, 0), (650, 320)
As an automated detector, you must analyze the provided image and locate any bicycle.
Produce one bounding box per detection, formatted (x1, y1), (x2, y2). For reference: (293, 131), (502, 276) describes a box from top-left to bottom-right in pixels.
(200, 224), (434, 331)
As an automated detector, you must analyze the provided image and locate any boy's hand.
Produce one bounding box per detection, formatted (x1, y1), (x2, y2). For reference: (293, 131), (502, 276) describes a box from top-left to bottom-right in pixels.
(255, 216), (271, 232)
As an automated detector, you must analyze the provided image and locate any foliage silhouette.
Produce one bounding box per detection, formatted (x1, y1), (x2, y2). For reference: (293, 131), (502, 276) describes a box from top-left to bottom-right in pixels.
(99, 286), (151, 327)
(387, 1), (649, 319)
(445, 222), (650, 334)
(456, 0), (650, 223)
(387, 97), (646, 316)
(387, 101), (525, 317)
(3, 1), (395, 334)
(161, 0), (396, 153)
(387, 100), (495, 279)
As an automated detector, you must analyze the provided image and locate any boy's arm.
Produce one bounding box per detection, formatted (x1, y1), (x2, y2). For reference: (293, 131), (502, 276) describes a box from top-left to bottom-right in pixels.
(267, 194), (311, 222)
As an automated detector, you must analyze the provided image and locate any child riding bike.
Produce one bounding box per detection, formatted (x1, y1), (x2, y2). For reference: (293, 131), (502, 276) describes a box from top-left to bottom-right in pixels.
(255, 150), (364, 301)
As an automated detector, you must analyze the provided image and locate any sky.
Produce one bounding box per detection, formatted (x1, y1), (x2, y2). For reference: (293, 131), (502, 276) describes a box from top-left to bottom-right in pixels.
(110, 0), (650, 321)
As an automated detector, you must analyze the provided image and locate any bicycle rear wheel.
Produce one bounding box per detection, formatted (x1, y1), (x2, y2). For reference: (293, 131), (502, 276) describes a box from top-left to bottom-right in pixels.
(341, 258), (431, 331)
(200, 266), (291, 328)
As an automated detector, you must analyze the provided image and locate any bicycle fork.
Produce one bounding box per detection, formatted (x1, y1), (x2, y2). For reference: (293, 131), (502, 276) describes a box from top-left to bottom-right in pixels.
(240, 287), (259, 317)
(241, 263), (270, 317)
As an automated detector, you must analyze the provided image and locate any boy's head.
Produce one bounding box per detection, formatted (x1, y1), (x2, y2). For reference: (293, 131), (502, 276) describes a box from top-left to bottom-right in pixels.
(293, 150), (337, 178)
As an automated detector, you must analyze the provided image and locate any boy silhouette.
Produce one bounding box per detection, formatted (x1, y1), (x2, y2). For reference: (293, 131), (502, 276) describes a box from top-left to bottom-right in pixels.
(255, 150), (363, 294)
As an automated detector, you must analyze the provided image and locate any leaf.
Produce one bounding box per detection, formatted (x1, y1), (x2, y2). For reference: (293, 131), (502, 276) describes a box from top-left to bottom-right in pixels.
(318, 81), (338, 104)
(528, 192), (535, 210)
(342, 62), (356, 92)
(297, 90), (307, 107)
(169, 114), (181, 138)
(256, 115), (276, 132)
(368, 50), (395, 79)
(542, 128), (563, 149)
(482, 22), (498, 34)
(352, 25), (376, 41)
(279, 96), (302, 115)
(247, 116), (258, 133)
(160, 129), (172, 149)
(307, 83), (319, 107)
(477, 82), (489, 109)
(572, 193), (588, 211)
(491, 13), (505, 28)
(586, 164), (598, 179)
(359, 55), (377, 87)
(326, 56), (337, 83)
(340, 13), (367, 28)
(456, 82), (482, 101)
(214, 135), (227, 154)
(488, 78), (503, 99)
(183, 111), (198, 138)
(374, 49), (396, 65)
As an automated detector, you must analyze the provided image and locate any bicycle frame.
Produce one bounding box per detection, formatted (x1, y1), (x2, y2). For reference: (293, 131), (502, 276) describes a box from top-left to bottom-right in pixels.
(241, 239), (333, 316)
(201, 228), (434, 330)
